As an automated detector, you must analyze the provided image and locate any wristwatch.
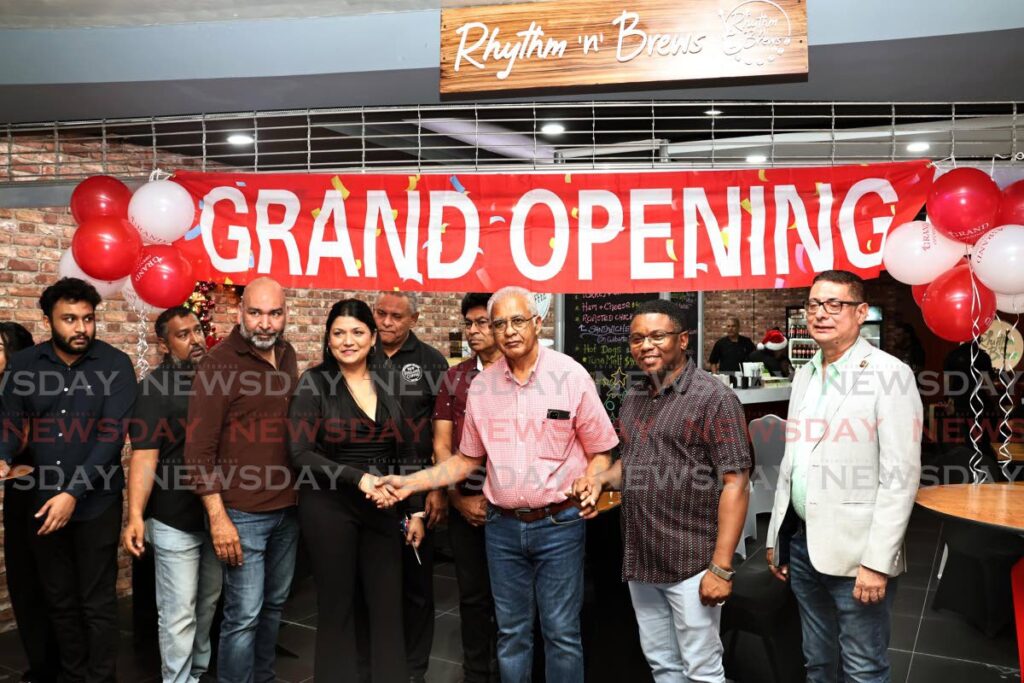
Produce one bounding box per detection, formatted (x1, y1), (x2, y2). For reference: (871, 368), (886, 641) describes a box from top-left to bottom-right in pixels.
(708, 562), (735, 581)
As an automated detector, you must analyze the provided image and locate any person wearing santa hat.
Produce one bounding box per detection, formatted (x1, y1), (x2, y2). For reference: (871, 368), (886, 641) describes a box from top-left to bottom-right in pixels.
(746, 328), (792, 377)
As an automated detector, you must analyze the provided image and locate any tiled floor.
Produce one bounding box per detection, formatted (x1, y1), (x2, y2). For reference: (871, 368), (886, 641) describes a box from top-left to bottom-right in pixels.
(0, 509), (1017, 682)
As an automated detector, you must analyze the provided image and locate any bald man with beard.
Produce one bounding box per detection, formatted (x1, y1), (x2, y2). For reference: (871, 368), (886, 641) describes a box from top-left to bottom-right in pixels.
(185, 277), (301, 683)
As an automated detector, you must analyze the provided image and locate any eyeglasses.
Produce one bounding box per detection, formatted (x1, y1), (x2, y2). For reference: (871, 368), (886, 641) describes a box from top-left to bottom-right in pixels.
(805, 299), (863, 315)
(628, 330), (682, 347)
(491, 316), (536, 333)
(463, 317), (490, 330)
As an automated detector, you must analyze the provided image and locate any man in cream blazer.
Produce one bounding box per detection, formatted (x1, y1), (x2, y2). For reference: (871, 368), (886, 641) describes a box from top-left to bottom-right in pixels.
(766, 270), (922, 683)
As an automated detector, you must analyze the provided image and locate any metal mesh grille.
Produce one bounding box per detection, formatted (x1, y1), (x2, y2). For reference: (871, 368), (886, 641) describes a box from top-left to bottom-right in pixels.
(2, 100), (1022, 183)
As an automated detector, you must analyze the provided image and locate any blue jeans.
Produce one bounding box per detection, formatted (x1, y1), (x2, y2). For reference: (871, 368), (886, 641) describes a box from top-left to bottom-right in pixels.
(217, 507), (299, 683)
(789, 529), (896, 683)
(628, 573), (725, 683)
(485, 504), (585, 683)
(147, 519), (223, 683)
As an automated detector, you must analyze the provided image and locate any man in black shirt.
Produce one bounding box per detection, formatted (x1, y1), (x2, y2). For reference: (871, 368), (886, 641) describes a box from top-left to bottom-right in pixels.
(122, 307), (222, 683)
(0, 277), (137, 683)
(708, 317), (756, 373)
(373, 291), (450, 683)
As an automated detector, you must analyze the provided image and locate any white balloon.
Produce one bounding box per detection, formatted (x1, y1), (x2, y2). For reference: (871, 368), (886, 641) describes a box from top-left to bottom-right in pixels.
(121, 280), (160, 315)
(971, 224), (1024, 295)
(57, 249), (126, 298)
(882, 221), (966, 285)
(128, 180), (195, 244)
(996, 293), (1024, 314)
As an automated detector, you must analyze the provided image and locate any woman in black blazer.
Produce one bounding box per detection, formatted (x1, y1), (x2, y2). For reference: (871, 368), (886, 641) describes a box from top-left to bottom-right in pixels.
(288, 299), (425, 682)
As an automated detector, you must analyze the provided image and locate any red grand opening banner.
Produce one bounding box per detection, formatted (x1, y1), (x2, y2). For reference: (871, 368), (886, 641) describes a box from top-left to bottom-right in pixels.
(173, 160), (933, 293)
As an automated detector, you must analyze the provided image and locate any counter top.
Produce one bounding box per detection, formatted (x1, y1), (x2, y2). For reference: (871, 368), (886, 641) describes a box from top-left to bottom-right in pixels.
(732, 383), (791, 405)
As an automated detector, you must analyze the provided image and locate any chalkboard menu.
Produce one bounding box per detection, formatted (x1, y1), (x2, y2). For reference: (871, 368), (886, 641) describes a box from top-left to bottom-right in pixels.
(670, 291), (702, 362)
(562, 292), (698, 423)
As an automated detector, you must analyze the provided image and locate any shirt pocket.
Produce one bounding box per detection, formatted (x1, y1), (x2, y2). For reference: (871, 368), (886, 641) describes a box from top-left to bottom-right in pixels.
(538, 415), (575, 462)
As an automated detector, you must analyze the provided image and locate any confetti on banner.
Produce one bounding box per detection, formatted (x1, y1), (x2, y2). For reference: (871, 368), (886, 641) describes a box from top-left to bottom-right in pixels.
(441, 223), (447, 234)
(666, 238), (678, 262)
(549, 238), (556, 249)
(376, 228), (382, 237)
(564, 174), (572, 183)
(720, 229), (730, 248)
(449, 175), (468, 194)
(184, 225), (202, 241)
(224, 277), (234, 285)
(891, 205), (897, 215)
(198, 200), (204, 210)
(248, 253), (255, 268)
(407, 175), (421, 192)
(235, 181), (247, 187)
(795, 244), (807, 272)
(391, 209), (399, 221)
(866, 239), (873, 251)
(331, 176), (351, 199)
(489, 216), (506, 224)
(311, 208), (321, 219)
(815, 182), (824, 196)
(775, 278), (785, 288)
(571, 207), (579, 219)
(740, 199), (753, 215)
(757, 170), (768, 182)
(355, 259), (362, 271)
(788, 222), (797, 230)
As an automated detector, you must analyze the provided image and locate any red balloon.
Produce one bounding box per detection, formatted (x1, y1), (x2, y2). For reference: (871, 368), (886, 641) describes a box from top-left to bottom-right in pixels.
(927, 168), (1001, 245)
(71, 217), (143, 281)
(70, 175), (132, 224)
(132, 245), (195, 309)
(997, 179), (1024, 226)
(921, 266), (996, 342)
(911, 284), (929, 307)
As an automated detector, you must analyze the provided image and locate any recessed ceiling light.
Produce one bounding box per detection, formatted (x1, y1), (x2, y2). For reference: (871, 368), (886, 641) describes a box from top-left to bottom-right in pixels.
(907, 141), (931, 153)
(540, 122), (565, 136)
(227, 133), (254, 145)
(704, 108), (723, 116)
(746, 154), (768, 164)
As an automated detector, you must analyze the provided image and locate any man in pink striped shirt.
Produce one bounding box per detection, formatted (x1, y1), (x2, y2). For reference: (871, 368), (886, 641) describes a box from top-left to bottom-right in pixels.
(378, 286), (618, 683)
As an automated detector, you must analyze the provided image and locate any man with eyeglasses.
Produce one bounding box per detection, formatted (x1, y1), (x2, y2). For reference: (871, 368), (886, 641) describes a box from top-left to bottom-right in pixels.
(568, 299), (751, 683)
(431, 292), (501, 683)
(373, 286), (618, 683)
(766, 270), (922, 683)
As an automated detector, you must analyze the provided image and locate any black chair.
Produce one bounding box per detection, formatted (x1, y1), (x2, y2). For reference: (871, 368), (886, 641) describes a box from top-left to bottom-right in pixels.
(720, 548), (804, 683)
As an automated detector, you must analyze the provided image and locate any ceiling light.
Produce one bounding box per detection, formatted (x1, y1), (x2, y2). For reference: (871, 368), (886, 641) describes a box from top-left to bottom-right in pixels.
(540, 122), (565, 136)
(704, 108), (723, 116)
(906, 141), (930, 153)
(746, 154), (768, 164)
(227, 133), (254, 145)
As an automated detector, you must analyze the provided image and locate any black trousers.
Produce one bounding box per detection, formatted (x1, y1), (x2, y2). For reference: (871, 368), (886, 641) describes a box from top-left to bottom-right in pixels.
(30, 494), (121, 683)
(299, 486), (408, 683)
(403, 525), (435, 680)
(3, 482), (61, 683)
(448, 505), (497, 683)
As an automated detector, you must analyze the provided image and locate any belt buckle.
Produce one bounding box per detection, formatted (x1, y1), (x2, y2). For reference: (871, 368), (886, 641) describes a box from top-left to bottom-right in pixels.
(513, 507), (533, 519)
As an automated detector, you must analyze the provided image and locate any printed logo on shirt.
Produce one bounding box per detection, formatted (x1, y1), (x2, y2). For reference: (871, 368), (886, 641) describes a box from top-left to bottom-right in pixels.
(402, 363), (423, 384)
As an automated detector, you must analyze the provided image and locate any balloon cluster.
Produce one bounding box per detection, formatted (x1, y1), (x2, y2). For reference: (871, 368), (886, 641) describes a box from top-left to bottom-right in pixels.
(60, 175), (197, 310)
(883, 169), (1024, 342)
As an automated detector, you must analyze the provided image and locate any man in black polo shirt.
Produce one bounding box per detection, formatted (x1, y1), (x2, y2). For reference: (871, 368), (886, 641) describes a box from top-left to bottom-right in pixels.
(708, 317), (756, 373)
(122, 306), (222, 683)
(373, 290), (449, 682)
(0, 277), (137, 683)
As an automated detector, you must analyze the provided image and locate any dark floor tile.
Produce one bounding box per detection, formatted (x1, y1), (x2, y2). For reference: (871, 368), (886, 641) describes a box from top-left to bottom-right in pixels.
(890, 614), (921, 652)
(430, 613), (464, 665)
(891, 585), (929, 618)
(274, 621), (316, 683)
(425, 656), (465, 683)
(913, 614), (1019, 669)
(907, 652), (1020, 683)
(434, 574), (460, 613)
(889, 648), (911, 682)
(283, 577), (318, 622)
(434, 561), (457, 579)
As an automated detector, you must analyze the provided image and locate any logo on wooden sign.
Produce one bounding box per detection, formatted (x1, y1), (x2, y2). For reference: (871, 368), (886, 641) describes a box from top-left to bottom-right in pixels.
(440, 0), (807, 94)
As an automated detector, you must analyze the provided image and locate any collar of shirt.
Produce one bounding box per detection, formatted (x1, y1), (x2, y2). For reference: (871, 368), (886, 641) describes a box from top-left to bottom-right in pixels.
(638, 358), (696, 397)
(377, 330), (423, 358)
(498, 344), (544, 387)
(808, 342), (854, 383)
(224, 325), (287, 364)
(37, 339), (101, 366)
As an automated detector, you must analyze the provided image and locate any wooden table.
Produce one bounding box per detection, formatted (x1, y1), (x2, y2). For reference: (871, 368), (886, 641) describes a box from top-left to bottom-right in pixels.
(915, 483), (1024, 673)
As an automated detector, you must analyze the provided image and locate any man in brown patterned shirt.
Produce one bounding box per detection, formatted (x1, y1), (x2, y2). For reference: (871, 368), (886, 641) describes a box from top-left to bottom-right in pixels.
(571, 299), (751, 683)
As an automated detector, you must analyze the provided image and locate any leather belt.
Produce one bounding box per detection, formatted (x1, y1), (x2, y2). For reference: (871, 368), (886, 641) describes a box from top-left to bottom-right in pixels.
(491, 499), (576, 523)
